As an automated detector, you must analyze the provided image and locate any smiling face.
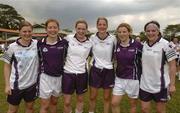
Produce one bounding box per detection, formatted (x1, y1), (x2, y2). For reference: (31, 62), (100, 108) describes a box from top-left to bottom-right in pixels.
(97, 18), (108, 34)
(117, 26), (131, 42)
(46, 21), (59, 38)
(19, 26), (33, 42)
(75, 22), (87, 39)
(145, 23), (160, 43)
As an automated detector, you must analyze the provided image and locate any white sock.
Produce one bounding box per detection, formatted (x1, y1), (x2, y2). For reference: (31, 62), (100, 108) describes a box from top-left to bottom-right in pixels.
(75, 109), (83, 113)
(89, 112), (94, 113)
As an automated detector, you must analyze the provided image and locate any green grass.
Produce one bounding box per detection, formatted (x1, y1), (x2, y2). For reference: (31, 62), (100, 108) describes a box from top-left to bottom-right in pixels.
(0, 60), (180, 113)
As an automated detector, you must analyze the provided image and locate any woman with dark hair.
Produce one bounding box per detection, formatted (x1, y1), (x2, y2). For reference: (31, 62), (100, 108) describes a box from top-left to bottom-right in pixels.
(140, 20), (176, 113)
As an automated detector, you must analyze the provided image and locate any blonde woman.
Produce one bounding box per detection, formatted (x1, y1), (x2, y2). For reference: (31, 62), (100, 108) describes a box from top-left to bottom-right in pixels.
(111, 23), (143, 113)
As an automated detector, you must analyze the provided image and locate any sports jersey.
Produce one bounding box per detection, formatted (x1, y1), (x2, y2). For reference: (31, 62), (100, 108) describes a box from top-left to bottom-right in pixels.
(115, 39), (143, 80)
(169, 41), (180, 58)
(64, 34), (92, 74)
(2, 38), (39, 90)
(90, 33), (116, 69)
(140, 37), (176, 93)
(38, 37), (68, 77)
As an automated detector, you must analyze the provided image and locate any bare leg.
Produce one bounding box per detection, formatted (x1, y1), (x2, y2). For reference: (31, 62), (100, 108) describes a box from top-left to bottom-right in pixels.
(156, 102), (166, 113)
(129, 98), (137, 113)
(63, 94), (72, 113)
(111, 95), (123, 113)
(141, 100), (151, 113)
(89, 87), (98, 112)
(103, 88), (111, 113)
(40, 98), (50, 113)
(76, 94), (84, 113)
(49, 96), (59, 113)
(7, 104), (19, 113)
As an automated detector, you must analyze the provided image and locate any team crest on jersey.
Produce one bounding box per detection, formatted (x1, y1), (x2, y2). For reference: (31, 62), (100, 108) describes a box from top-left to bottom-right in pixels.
(117, 48), (120, 52)
(43, 47), (48, 52)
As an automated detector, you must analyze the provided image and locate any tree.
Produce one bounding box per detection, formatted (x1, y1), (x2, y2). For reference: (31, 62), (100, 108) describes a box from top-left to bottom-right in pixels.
(163, 24), (180, 40)
(139, 31), (146, 41)
(62, 28), (73, 33)
(0, 4), (25, 30)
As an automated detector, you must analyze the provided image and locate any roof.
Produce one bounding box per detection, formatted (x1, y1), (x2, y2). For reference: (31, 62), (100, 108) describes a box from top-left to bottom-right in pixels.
(0, 27), (69, 35)
(0, 28), (19, 33)
(175, 32), (180, 37)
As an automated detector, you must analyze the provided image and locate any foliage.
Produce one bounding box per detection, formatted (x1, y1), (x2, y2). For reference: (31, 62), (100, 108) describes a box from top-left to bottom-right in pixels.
(163, 24), (180, 40)
(0, 4), (25, 30)
(62, 28), (73, 33)
(139, 31), (146, 41)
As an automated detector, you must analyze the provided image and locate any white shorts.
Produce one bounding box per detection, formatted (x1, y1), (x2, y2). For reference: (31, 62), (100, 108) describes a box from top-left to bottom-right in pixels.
(113, 77), (139, 98)
(39, 73), (62, 99)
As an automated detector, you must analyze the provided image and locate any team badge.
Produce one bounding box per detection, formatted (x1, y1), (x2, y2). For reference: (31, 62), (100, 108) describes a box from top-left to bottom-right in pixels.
(117, 48), (120, 52)
(43, 47), (48, 52)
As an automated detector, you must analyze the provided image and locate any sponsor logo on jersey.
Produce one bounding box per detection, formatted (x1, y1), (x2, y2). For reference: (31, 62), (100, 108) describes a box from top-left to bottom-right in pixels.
(57, 46), (64, 49)
(128, 49), (135, 52)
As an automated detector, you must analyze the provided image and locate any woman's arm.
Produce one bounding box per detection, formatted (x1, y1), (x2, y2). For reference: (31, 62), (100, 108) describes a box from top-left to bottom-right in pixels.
(4, 62), (12, 95)
(168, 59), (176, 95)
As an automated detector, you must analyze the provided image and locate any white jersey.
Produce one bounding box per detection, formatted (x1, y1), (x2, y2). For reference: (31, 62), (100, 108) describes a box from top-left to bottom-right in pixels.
(140, 38), (176, 93)
(64, 34), (92, 74)
(169, 41), (180, 58)
(2, 39), (39, 90)
(90, 33), (116, 69)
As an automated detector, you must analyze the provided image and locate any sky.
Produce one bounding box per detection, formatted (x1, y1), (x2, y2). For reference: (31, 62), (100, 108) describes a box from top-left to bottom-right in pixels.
(1, 0), (180, 34)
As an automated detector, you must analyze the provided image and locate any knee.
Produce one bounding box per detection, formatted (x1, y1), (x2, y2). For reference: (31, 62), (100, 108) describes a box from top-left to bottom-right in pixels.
(26, 104), (34, 109)
(77, 98), (83, 103)
(89, 95), (97, 101)
(64, 101), (71, 107)
(111, 100), (119, 108)
(51, 99), (58, 106)
(156, 109), (165, 113)
(8, 109), (18, 113)
(141, 107), (149, 113)
(104, 96), (110, 102)
(40, 103), (49, 112)
(41, 105), (49, 112)
(130, 103), (137, 108)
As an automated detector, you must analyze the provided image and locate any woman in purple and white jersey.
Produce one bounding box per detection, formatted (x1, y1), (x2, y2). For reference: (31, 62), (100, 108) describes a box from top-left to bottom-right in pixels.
(2, 21), (39, 113)
(111, 23), (143, 113)
(170, 37), (180, 80)
(62, 19), (92, 113)
(89, 17), (116, 113)
(140, 21), (176, 113)
(38, 19), (68, 113)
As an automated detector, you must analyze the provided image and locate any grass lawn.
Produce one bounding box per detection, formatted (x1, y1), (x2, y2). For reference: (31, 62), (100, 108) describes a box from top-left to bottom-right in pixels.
(0, 60), (180, 113)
